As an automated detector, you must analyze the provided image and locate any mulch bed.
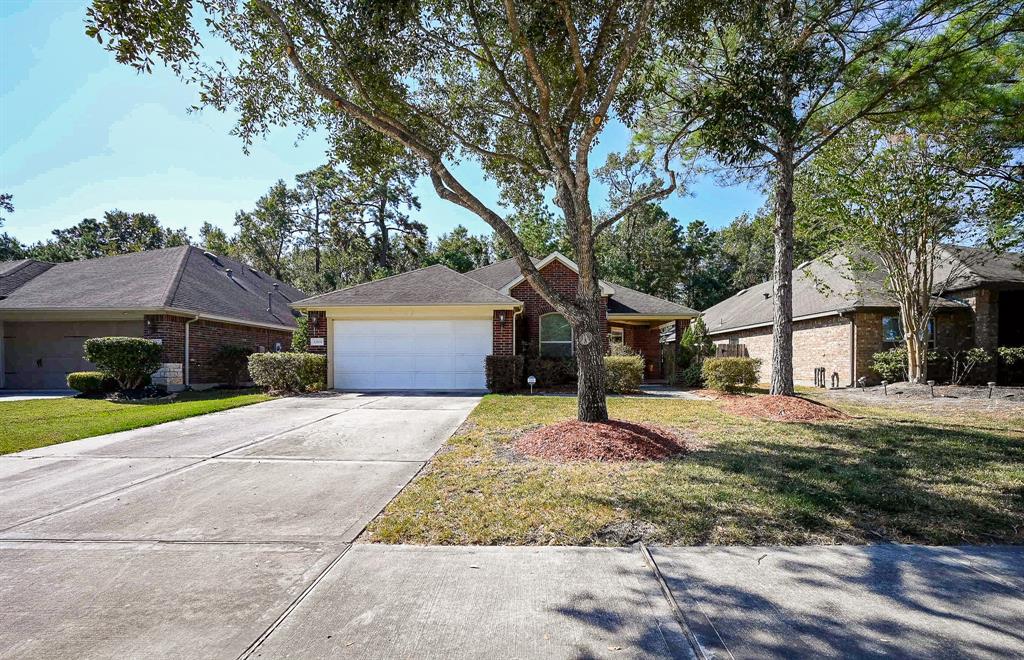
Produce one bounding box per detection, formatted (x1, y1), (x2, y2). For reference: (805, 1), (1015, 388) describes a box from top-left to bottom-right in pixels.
(714, 393), (849, 422)
(513, 419), (689, 462)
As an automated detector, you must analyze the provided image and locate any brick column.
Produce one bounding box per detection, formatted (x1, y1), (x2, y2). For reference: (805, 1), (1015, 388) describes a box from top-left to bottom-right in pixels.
(306, 310), (328, 386)
(493, 310), (514, 356)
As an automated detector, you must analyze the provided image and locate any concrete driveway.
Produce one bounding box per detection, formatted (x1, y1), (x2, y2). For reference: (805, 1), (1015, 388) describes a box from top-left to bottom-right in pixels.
(0, 392), (478, 658)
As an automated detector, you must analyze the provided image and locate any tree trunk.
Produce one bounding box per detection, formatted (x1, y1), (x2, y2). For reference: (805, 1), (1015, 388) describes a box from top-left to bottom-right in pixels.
(905, 334), (927, 383)
(376, 194), (390, 270)
(570, 297), (609, 423)
(770, 143), (796, 396)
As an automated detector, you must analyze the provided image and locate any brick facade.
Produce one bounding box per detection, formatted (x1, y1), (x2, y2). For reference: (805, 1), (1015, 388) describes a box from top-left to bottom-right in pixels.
(143, 314), (293, 387)
(492, 310), (514, 356)
(610, 322), (663, 379)
(510, 260), (610, 355)
(712, 307), (977, 387)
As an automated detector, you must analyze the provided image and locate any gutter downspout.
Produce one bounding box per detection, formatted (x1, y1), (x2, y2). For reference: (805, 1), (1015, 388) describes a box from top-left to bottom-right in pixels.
(511, 307), (523, 354)
(184, 314), (200, 388)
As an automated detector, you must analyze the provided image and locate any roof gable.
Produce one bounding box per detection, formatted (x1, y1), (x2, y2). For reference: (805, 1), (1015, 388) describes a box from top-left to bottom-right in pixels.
(293, 264), (521, 307)
(0, 247), (306, 329)
(499, 252), (615, 296)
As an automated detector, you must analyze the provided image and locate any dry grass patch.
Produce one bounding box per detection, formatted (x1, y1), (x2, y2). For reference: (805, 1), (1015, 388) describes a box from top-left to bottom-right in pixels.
(364, 393), (1024, 547)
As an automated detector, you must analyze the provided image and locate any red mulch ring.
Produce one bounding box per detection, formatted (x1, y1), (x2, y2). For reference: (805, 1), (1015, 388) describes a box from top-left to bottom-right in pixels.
(513, 420), (689, 463)
(718, 394), (849, 422)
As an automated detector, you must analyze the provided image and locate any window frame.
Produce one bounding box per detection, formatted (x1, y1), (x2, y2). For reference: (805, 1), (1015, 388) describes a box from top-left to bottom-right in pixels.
(608, 327), (624, 345)
(539, 312), (574, 358)
(881, 315), (903, 344)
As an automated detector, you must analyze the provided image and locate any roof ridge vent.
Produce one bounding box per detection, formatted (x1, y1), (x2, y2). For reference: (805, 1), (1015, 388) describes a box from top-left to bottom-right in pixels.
(737, 288), (747, 296)
(203, 251), (223, 266)
(797, 260), (811, 269)
(225, 268), (233, 278)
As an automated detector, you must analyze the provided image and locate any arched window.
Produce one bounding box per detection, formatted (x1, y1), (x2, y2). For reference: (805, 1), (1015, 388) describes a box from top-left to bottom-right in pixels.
(539, 313), (572, 357)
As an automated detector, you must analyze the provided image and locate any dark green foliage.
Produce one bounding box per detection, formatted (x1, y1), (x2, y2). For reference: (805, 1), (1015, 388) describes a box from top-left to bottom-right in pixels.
(485, 355), (525, 393)
(702, 357), (760, 393)
(211, 345), (254, 387)
(248, 353), (326, 393)
(604, 355), (644, 393)
(26, 210), (189, 263)
(522, 343), (577, 388)
(83, 337), (163, 390)
(871, 348), (909, 382)
(291, 316), (310, 353)
(67, 371), (116, 395)
(426, 226), (493, 273)
(672, 317), (715, 386)
(596, 204), (685, 302)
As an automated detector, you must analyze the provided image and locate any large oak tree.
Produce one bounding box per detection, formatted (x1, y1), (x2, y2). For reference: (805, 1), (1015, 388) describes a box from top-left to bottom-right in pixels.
(653, 0), (1021, 394)
(87, 0), (702, 421)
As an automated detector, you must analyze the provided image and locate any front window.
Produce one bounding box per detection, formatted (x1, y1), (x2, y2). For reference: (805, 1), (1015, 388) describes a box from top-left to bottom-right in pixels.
(609, 327), (624, 345)
(882, 316), (935, 347)
(540, 313), (573, 358)
(882, 316), (903, 343)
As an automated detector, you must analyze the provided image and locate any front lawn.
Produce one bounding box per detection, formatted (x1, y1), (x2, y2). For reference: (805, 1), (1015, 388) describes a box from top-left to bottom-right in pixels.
(0, 389), (271, 455)
(366, 394), (1024, 546)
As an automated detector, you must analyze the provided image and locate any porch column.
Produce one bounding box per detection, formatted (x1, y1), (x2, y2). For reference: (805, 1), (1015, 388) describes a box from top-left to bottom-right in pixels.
(492, 310), (514, 356)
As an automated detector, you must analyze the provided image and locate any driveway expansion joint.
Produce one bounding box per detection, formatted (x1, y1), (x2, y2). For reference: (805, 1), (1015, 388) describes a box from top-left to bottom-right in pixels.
(639, 543), (721, 660)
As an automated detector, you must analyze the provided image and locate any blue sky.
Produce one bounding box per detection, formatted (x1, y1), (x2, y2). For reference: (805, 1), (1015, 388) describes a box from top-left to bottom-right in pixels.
(1, 1), (764, 246)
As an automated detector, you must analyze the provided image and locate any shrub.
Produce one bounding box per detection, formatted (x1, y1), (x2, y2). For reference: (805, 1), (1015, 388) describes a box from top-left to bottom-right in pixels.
(248, 352), (326, 393)
(291, 316), (310, 353)
(522, 341), (577, 387)
(608, 342), (639, 357)
(83, 337), (163, 390)
(870, 348), (908, 382)
(674, 362), (704, 387)
(485, 355), (525, 393)
(672, 317), (715, 386)
(702, 357), (760, 393)
(997, 346), (1024, 366)
(605, 354), (644, 393)
(67, 371), (116, 395)
(211, 345), (254, 387)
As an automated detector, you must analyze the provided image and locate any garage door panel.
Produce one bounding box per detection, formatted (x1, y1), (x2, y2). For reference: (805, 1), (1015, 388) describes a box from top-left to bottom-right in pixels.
(415, 355), (455, 372)
(333, 319), (490, 391)
(335, 355), (376, 372)
(337, 334), (375, 354)
(4, 321), (142, 390)
(376, 355), (416, 373)
(453, 354), (484, 372)
(414, 372), (456, 389)
(454, 372), (485, 390)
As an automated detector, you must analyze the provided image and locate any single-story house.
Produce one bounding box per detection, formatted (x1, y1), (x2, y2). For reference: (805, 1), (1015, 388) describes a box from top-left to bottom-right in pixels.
(293, 252), (698, 391)
(702, 247), (1024, 386)
(0, 246), (306, 390)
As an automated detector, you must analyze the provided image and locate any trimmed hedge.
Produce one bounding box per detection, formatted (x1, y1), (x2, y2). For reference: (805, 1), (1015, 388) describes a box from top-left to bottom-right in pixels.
(870, 348), (908, 382)
(212, 345), (254, 387)
(485, 355), (524, 393)
(702, 357), (760, 393)
(83, 337), (163, 390)
(605, 354), (644, 393)
(67, 371), (115, 395)
(248, 352), (326, 393)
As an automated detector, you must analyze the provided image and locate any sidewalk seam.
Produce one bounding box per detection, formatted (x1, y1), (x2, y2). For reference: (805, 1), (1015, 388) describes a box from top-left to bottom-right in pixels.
(237, 543), (353, 660)
(638, 543), (715, 660)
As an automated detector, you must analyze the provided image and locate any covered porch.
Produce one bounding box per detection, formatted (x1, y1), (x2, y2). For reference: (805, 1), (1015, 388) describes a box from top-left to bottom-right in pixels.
(608, 316), (691, 381)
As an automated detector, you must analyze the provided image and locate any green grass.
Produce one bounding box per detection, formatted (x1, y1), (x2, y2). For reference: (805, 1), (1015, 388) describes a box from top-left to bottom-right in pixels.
(366, 394), (1024, 546)
(0, 389), (272, 455)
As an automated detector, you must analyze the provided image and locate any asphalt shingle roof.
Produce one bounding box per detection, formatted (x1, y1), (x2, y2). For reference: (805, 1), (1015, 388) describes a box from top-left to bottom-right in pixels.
(293, 264), (521, 307)
(702, 251), (967, 335)
(937, 246), (1024, 290)
(0, 259), (54, 297)
(464, 257), (697, 317)
(0, 246), (306, 328)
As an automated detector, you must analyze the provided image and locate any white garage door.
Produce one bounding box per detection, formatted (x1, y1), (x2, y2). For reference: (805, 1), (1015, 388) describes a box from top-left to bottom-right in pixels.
(333, 319), (491, 390)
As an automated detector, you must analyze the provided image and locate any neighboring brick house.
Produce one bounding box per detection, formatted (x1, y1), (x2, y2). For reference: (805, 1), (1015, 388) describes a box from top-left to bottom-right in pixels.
(702, 247), (1024, 386)
(0, 246), (304, 390)
(293, 252), (697, 391)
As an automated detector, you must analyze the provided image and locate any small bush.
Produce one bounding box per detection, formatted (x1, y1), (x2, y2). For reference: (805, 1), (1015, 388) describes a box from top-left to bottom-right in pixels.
(608, 342), (639, 357)
(871, 348), (907, 382)
(291, 316), (310, 353)
(248, 352), (326, 393)
(702, 357), (760, 393)
(605, 354), (644, 393)
(211, 345), (254, 387)
(674, 362), (704, 387)
(67, 371), (116, 395)
(997, 346), (1024, 366)
(83, 337), (163, 390)
(485, 355), (525, 393)
(522, 341), (577, 387)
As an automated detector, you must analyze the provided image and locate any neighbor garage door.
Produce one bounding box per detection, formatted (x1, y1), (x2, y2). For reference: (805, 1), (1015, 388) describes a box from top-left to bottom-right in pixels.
(333, 319), (491, 390)
(3, 321), (143, 389)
